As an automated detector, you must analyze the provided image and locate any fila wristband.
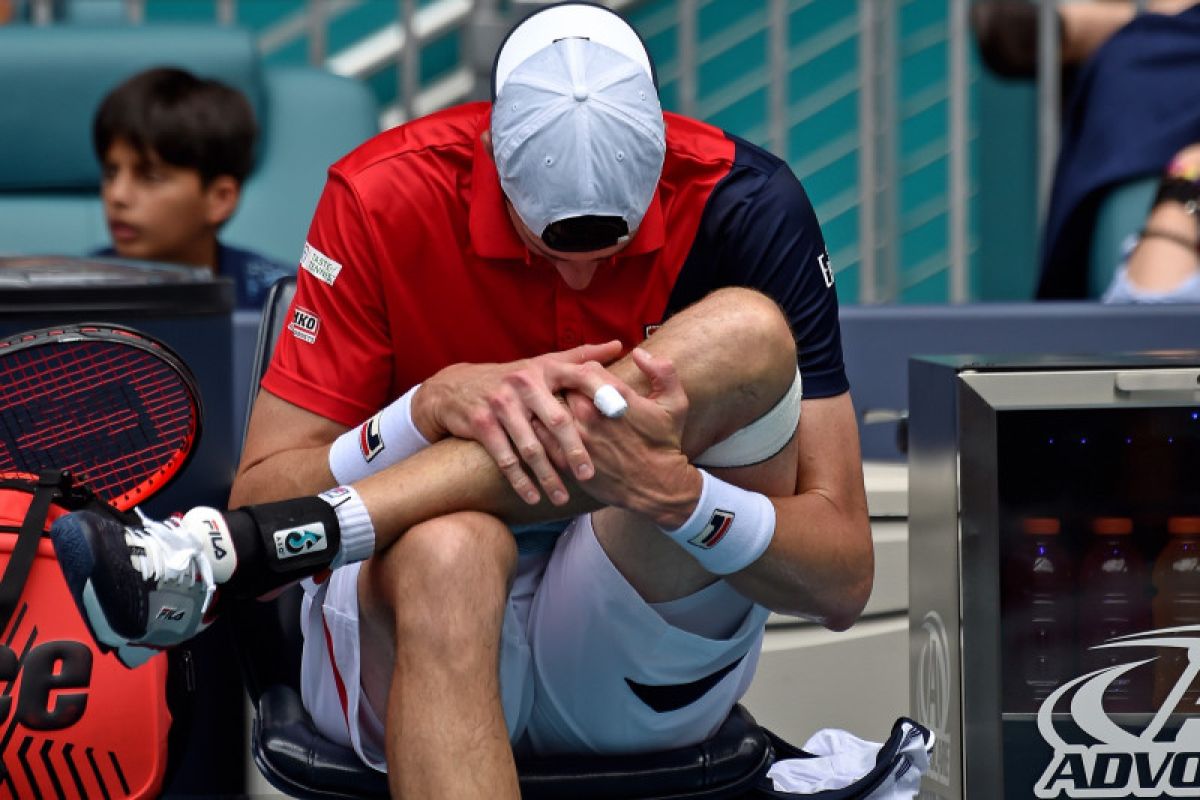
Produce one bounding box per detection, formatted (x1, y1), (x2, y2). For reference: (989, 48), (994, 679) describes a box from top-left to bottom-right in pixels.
(659, 469), (775, 575)
(328, 385), (432, 484)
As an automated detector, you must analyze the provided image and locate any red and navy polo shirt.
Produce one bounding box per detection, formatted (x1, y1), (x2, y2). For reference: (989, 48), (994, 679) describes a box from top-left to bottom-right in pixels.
(262, 102), (847, 428)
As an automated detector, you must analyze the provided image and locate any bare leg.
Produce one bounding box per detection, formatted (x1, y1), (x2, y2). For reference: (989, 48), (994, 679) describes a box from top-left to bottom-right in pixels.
(357, 512), (519, 800)
(589, 287), (801, 603)
(1124, 144), (1200, 292)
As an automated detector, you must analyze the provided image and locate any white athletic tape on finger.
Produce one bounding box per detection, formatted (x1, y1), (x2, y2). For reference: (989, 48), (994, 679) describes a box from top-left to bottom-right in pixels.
(695, 366), (802, 468)
(593, 384), (628, 418)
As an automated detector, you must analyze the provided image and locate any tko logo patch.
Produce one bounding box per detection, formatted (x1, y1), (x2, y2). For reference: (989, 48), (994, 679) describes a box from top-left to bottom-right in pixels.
(300, 242), (342, 285)
(288, 307), (320, 344)
(360, 413), (384, 462)
(274, 523), (328, 560)
(689, 510), (734, 549)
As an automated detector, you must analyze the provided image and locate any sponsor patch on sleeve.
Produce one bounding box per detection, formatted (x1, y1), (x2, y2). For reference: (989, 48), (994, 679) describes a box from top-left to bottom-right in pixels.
(818, 249), (834, 288)
(300, 241), (343, 285)
(288, 306), (321, 344)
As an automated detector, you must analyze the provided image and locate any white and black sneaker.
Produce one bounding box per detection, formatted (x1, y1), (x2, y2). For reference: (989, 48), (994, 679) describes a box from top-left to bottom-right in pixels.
(50, 506), (235, 668)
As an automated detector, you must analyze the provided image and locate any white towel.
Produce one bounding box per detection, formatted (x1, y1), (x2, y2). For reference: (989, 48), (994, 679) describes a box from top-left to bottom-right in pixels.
(766, 719), (933, 798)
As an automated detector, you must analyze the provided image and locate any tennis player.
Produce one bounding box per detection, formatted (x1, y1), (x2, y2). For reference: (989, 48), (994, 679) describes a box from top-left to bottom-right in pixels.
(52, 4), (872, 797)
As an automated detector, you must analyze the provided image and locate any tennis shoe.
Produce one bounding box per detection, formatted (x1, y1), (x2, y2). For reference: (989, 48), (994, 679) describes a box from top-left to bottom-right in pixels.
(50, 506), (228, 666)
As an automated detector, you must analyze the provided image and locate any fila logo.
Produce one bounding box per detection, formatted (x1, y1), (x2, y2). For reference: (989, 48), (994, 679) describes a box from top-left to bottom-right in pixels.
(156, 607), (186, 622)
(688, 509), (734, 549)
(360, 413), (385, 462)
(200, 518), (227, 560)
(817, 250), (834, 288)
(288, 307), (321, 344)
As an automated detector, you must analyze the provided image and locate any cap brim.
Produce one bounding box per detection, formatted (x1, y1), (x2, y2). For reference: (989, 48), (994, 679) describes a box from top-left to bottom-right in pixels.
(491, 1), (657, 99)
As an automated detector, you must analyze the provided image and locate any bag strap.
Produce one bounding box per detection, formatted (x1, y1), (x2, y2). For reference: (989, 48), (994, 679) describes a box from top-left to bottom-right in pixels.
(0, 469), (70, 635)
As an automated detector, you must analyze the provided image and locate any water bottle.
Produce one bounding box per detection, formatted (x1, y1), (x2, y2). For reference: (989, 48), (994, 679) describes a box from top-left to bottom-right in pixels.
(1079, 516), (1151, 713)
(1006, 516), (1074, 712)
(1152, 516), (1200, 710)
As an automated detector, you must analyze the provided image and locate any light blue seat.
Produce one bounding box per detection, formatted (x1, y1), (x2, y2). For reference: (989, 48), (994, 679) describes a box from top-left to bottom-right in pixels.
(0, 24), (379, 266)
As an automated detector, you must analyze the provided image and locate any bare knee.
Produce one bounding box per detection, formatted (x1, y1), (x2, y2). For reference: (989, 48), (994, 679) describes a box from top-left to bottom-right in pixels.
(361, 512), (516, 649)
(650, 287), (798, 449)
(707, 286), (796, 369)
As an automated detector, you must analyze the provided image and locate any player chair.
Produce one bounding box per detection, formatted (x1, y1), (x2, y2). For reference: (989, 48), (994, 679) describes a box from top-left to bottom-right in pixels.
(236, 278), (924, 799)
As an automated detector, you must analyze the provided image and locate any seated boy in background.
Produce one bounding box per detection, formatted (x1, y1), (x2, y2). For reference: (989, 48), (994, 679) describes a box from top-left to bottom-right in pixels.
(91, 66), (293, 308)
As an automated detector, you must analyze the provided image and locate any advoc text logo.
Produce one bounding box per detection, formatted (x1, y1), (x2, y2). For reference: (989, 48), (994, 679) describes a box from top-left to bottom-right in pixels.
(1036, 625), (1200, 797)
(916, 610), (953, 787)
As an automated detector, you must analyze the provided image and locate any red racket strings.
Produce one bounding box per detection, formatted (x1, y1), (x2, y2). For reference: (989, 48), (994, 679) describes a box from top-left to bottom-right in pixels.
(0, 339), (197, 510)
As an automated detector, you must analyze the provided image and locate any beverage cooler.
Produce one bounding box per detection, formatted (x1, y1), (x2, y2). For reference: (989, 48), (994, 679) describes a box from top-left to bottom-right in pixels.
(907, 352), (1200, 800)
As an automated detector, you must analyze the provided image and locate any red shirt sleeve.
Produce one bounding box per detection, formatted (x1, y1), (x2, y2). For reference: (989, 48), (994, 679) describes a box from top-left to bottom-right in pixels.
(260, 169), (395, 427)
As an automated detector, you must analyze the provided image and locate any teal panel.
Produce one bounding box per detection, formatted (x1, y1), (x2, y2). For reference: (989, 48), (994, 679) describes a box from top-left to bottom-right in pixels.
(328, 1), (398, 57)
(230, 0), (297, 33)
(420, 30), (460, 83)
(975, 72), (1039, 300)
(144, 0), (219, 23)
(267, 37), (309, 68)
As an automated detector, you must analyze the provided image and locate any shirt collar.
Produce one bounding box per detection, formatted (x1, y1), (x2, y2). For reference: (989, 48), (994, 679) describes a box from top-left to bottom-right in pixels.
(468, 110), (665, 261)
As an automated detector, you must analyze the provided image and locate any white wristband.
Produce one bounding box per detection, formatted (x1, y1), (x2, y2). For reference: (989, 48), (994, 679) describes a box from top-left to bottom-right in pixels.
(328, 385), (432, 484)
(318, 486), (376, 568)
(659, 470), (775, 575)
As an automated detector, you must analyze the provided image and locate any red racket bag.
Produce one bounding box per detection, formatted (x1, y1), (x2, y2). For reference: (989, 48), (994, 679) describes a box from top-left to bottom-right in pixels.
(0, 471), (170, 799)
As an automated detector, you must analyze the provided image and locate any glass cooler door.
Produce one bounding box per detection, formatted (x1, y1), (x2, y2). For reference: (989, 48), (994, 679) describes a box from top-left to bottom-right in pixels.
(956, 360), (1200, 799)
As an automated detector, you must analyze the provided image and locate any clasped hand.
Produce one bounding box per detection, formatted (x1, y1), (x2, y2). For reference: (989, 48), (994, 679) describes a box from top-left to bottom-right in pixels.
(412, 343), (698, 523)
(412, 341), (620, 505)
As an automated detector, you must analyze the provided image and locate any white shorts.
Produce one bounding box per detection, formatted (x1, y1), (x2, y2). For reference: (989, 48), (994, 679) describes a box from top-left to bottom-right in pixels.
(299, 514), (770, 771)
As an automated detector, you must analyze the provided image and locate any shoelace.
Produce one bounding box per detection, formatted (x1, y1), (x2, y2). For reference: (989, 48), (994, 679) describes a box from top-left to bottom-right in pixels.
(129, 509), (217, 615)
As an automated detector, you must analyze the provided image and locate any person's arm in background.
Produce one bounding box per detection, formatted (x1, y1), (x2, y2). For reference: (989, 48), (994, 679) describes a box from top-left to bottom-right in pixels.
(1112, 144), (1200, 298)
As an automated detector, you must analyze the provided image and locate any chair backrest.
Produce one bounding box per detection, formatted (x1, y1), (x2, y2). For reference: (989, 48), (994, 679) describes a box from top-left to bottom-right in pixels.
(1087, 175), (1158, 298)
(235, 276), (306, 702)
(0, 26), (377, 267)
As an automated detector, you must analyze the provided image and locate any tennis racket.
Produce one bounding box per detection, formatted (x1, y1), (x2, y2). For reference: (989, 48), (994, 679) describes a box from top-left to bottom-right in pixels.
(0, 323), (202, 510)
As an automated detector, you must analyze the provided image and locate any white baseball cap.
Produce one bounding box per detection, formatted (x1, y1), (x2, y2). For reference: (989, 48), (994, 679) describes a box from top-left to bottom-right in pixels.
(490, 3), (666, 252)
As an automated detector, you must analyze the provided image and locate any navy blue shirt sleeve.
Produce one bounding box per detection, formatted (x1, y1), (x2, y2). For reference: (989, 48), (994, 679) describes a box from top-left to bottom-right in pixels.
(666, 135), (849, 398)
(218, 243), (297, 309)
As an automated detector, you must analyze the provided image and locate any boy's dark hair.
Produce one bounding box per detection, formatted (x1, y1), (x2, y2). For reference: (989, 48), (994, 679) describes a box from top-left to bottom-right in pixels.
(93, 66), (257, 184)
